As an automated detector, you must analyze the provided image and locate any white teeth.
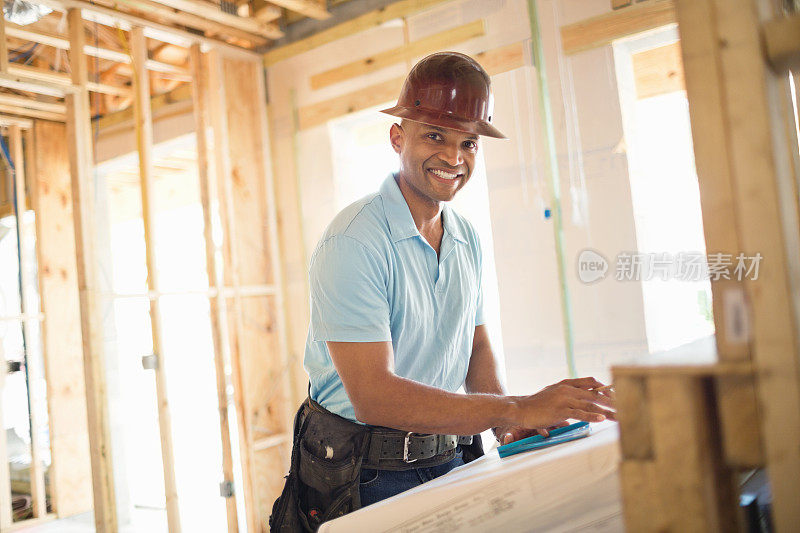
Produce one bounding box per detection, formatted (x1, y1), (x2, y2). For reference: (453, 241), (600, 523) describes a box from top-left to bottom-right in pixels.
(430, 169), (458, 180)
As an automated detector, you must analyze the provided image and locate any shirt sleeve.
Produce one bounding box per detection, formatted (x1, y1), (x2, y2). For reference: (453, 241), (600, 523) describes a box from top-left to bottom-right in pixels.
(309, 235), (392, 343)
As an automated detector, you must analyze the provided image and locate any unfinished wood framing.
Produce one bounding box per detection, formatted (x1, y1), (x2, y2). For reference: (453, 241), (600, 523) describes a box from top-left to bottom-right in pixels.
(309, 19), (487, 90)
(632, 40), (685, 99)
(189, 43), (239, 532)
(0, 345), (12, 529)
(298, 40), (527, 130)
(9, 124), (48, 520)
(263, 0), (454, 65)
(763, 13), (800, 71)
(130, 25), (182, 533)
(66, 6), (118, 531)
(617, 0), (800, 530)
(560, 0), (677, 55)
(30, 120), (94, 518)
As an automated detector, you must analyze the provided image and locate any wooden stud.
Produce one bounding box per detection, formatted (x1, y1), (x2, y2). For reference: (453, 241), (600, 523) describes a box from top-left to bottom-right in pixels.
(30, 121), (94, 518)
(632, 40), (685, 99)
(255, 46), (298, 445)
(116, 0), (282, 40)
(3, 64), (131, 97)
(0, 105), (65, 122)
(298, 41), (526, 130)
(0, 95), (65, 114)
(263, 0), (453, 65)
(0, 70), (68, 97)
(130, 25), (182, 533)
(715, 375), (763, 468)
(0, 344), (12, 529)
(3, 21), (190, 77)
(648, 375), (738, 532)
(264, 0), (330, 20)
(677, 0), (800, 529)
(613, 374), (652, 459)
(37, 0), (266, 56)
(310, 19), (487, 90)
(10, 124), (48, 519)
(189, 43), (239, 533)
(95, 82), (191, 130)
(0, 4), (8, 72)
(207, 48), (259, 533)
(67, 7), (118, 531)
(763, 13), (800, 71)
(619, 460), (665, 532)
(560, 0), (676, 56)
(217, 53), (294, 527)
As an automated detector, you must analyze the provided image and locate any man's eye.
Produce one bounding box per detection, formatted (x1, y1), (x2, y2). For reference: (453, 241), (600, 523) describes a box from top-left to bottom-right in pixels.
(463, 140), (478, 151)
(427, 133), (443, 141)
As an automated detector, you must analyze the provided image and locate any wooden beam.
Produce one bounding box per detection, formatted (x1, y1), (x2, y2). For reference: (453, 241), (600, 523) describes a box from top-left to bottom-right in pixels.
(632, 40), (685, 99)
(264, 0), (330, 20)
(263, 0), (452, 65)
(94, 82), (191, 130)
(0, 94), (66, 113)
(9, 124), (47, 519)
(30, 120), (94, 518)
(6, 64), (131, 97)
(676, 0), (800, 529)
(298, 41), (526, 130)
(130, 25), (182, 533)
(206, 50), (259, 533)
(560, 0), (677, 55)
(310, 19), (486, 90)
(4, 21), (191, 77)
(0, 113), (36, 127)
(126, 0), (282, 39)
(649, 376), (738, 531)
(0, 70), (67, 97)
(221, 55), (292, 528)
(37, 0), (265, 56)
(763, 13), (800, 71)
(67, 7), (118, 531)
(0, 6), (8, 72)
(189, 43), (239, 533)
(0, 345), (12, 532)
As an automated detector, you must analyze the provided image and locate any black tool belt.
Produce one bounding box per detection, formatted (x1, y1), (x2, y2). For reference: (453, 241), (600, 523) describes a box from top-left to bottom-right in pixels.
(364, 428), (473, 470)
(269, 397), (483, 532)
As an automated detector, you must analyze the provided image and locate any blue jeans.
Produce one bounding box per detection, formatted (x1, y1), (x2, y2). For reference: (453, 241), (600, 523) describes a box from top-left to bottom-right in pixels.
(358, 447), (465, 507)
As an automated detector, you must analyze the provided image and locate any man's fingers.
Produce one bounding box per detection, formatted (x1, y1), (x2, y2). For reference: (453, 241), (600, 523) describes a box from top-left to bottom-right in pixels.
(562, 376), (605, 390)
(502, 433), (514, 445)
(569, 409), (606, 423)
(574, 388), (616, 409)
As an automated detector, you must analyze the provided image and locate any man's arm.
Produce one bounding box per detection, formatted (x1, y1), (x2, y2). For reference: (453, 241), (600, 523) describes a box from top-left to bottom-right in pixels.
(327, 337), (614, 436)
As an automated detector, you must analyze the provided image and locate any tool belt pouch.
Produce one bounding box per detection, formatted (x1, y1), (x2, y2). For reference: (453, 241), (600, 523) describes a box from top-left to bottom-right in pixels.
(269, 399), (368, 532)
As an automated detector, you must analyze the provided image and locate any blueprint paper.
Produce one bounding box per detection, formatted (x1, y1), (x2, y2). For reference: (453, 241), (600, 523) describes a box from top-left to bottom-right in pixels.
(319, 422), (623, 533)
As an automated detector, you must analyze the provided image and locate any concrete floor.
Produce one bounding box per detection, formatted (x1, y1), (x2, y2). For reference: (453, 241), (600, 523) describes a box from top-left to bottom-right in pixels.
(17, 508), (167, 533)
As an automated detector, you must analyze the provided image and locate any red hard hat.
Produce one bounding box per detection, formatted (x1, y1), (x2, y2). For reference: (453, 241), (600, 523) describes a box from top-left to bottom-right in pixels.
(381, 51), (506, 139)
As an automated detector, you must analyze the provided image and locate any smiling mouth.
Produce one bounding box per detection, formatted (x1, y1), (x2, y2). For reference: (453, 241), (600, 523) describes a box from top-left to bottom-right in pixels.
(428, 168), (463, 181)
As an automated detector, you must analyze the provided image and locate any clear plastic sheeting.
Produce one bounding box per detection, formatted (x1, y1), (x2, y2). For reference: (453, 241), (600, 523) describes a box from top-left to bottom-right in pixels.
(3, 0), (51, 26)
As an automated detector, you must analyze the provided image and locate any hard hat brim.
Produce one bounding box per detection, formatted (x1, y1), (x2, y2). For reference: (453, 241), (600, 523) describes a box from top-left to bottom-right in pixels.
(380, 105), (507, 139)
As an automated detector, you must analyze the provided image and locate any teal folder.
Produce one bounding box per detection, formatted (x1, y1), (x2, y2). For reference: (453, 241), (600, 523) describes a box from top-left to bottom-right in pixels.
(497, 421), (592, 458)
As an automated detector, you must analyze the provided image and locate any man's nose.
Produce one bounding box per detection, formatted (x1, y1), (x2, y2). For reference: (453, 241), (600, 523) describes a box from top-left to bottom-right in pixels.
(439, 143), (464, 167)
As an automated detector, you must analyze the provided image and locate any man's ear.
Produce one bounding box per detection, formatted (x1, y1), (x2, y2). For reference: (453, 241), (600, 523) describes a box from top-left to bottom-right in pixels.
(389, 123), (403, 154)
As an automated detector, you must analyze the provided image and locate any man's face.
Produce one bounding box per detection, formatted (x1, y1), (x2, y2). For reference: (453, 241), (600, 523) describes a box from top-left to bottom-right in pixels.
(390, 120), (479, 205)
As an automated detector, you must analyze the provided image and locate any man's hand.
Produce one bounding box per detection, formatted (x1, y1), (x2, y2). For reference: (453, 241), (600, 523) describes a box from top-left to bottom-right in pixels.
(510, 377), (616, 431)
(493, 422), (570, 446)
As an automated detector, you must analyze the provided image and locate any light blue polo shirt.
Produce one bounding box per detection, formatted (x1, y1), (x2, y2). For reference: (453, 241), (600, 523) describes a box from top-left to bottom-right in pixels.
(303, 173), (486, 422)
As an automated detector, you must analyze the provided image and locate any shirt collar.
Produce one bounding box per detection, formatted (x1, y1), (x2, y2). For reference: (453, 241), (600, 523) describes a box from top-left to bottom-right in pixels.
(380, 173), (468, 245)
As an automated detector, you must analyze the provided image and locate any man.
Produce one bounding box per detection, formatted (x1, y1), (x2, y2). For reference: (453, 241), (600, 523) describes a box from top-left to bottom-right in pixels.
(270, 52), (614, 532)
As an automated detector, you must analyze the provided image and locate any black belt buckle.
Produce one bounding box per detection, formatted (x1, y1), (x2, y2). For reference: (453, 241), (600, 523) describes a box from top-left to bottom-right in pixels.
(403, 432), (418, 463)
